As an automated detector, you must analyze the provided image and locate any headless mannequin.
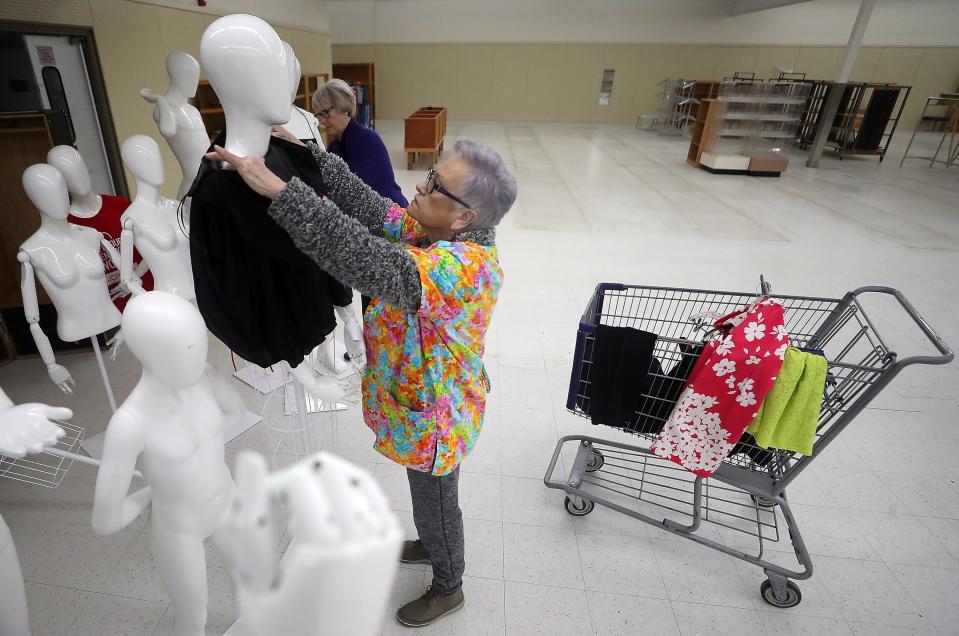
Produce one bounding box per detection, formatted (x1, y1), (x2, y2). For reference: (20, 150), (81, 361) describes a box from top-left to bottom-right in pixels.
(92, 291), (240, 636)
(0, 387), (70, 636)
(199, 14), (343, 400)
(140, 52), (210, 199)
(18, 164), (122, 392)
(119, 135), (194, 299)
(219, 451), (401, 636)
(279, 42), (322, 144)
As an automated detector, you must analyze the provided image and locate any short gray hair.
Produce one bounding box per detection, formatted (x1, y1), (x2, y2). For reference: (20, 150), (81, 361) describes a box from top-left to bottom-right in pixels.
(452, 139), (517, 230)
(312, 79), (356, 117)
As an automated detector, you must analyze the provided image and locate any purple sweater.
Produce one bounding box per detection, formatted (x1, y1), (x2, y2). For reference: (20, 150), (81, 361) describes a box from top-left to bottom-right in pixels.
(327, 118), (408, 207)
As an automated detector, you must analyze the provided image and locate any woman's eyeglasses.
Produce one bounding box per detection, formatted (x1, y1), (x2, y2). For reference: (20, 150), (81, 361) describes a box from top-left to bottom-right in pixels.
(425, 168), (472, 210)
(316, 107), (333, 120)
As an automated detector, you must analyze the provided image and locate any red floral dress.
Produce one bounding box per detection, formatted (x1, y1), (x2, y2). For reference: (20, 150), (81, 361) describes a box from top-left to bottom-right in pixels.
(650, 299), (788, 476)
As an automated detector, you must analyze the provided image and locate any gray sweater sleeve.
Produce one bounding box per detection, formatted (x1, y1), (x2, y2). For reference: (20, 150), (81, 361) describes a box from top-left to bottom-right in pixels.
(307, 142), (393, 236)
(268, 177), (421, 313)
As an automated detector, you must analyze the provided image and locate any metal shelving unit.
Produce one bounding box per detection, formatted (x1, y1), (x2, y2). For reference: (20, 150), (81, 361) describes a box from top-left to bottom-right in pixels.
(638, 79), (699, 135)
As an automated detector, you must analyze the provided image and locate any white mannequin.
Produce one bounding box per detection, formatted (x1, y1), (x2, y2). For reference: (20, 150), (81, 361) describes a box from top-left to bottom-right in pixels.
(200, 14), (344, 402)
(0, 387), (70, 636)
(92, 291), (241, 636)
(140, 52), (210, 199)
(119, 135), (194, 299)
(19, 163), (122, 393)
(46, 145), (102, 219)
(279, 42), (322, 144)
(219, 451), (401, 636)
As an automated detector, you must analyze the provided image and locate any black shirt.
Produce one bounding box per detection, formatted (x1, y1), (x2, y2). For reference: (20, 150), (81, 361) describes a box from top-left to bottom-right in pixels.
(188, 135), (341, 367)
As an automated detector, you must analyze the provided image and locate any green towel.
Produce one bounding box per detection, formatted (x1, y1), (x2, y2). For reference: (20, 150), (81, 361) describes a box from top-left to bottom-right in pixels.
(746, 347), (827, 456)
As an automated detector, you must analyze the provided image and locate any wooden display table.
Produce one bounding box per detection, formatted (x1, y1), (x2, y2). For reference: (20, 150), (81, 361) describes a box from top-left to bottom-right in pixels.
(405, 106), (447, 169)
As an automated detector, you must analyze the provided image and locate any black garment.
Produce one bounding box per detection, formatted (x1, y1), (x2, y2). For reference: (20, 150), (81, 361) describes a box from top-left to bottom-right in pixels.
(189, 135), (341, 367)
(629, 340), (704, 435)
(583, 325), (659, 429)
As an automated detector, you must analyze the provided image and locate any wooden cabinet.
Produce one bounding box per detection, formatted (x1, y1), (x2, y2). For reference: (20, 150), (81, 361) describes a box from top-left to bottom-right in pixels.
(404, 106), (447, 169)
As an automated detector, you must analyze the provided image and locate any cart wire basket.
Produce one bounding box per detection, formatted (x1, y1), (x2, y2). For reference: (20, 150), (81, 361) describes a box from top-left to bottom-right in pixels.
(544, 279), (953, 608)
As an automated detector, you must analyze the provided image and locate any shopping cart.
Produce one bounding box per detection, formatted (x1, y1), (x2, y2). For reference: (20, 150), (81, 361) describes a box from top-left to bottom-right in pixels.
(544, 279), (953, 608)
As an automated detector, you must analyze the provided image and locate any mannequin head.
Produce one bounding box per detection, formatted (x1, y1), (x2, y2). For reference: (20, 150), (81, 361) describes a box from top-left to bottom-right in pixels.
(121, 135), (165, 190)
(200, 15), (291, 128)
(22, 164), (70, 221)
(123, 292), (208, 388)
(281, 41), (302, 103)
(167, 51), (201, 98)
(46, 146), (92, 197)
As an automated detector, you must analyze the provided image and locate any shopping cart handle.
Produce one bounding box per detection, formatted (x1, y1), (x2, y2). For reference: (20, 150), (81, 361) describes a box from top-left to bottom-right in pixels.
(849, 286), (954, 363)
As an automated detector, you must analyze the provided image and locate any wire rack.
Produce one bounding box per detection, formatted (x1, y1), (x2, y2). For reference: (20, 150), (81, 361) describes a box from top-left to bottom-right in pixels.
(0, 420), (85, 488)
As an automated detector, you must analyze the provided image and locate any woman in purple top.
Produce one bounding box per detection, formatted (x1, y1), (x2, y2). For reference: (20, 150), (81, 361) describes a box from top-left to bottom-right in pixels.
(313, 79), (407, 208)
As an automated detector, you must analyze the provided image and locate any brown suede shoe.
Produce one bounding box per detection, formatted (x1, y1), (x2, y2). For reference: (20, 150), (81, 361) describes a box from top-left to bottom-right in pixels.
(396, 586), (465, 627)
(400, 539), (431, 565)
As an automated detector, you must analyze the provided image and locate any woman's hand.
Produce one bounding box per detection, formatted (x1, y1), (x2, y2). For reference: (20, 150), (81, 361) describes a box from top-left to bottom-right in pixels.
(204, 145), (288, 200)
(271, 125), (305, 146)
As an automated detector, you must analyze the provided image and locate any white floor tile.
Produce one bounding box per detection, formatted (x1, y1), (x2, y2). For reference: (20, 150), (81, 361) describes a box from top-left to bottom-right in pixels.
(24, 582), (90, 636)
(586, 591), (679, 635)
(505, 581), (591, 636)
(460, 472), (504, 522)
(502, 476), (574, 529)
(756, 612), (855, 635)
(888, 563), (959, 633)
(670, 601), (765, 636)
(577, 531), (667, 599)
(65, 593), (167, 636)
(651, 539), (756, 609)
(814, 556), (933, 629)
(464, 518), (505, 580)
(503, 523), (584, 589)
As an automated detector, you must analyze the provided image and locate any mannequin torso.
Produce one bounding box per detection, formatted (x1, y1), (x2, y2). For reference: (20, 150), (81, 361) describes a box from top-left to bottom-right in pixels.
(122, 197), (193, 298)
(20, 221), (121, 342)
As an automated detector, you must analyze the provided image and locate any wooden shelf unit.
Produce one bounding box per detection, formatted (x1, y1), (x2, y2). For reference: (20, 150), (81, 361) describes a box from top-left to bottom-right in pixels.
(332, 63), (375, 128)
(687, 99), (721, 167)
(194, 72), (329, 140)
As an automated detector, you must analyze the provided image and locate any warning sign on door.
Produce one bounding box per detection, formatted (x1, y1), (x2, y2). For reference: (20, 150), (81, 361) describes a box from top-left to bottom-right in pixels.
(36, 45), (56, 66)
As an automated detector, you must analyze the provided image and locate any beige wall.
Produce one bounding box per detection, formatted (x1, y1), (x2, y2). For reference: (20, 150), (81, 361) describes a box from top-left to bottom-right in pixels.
(333, 43), (959, 131)
(1, 0), (332, 198)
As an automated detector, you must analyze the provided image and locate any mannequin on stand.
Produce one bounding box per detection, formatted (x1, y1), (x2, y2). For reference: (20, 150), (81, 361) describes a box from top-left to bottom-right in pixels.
(140, 51), (210, 199)
(18, 164), (122, 402)
(118, 134), (194, 299)
(0, 387), (70, 636)
(279, 42), (322, 145)
(219, 451), (401, 636)
(193, 13), (348, 403)
(47, 145), (153, 312)
(92, 291), (241, 636)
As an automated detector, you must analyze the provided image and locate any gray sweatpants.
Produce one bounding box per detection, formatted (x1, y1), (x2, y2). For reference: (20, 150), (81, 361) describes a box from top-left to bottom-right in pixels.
(407, 466), (465, 596)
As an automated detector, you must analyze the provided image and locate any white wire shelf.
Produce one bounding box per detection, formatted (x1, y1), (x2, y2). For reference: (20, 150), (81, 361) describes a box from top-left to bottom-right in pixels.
(0, 420), (85, 489)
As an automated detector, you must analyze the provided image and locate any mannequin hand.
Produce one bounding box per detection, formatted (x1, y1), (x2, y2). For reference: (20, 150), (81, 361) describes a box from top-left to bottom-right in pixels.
(107, 330), (124, 361)
(0, 402), (70, 458)
(271, 125), (305, 147)
(204, 146), (288, 200)
(219, 451), (401, 636)
(139, 88), (159, 103)
(110, 283), (131, 301)
(47, 365), (76, 395)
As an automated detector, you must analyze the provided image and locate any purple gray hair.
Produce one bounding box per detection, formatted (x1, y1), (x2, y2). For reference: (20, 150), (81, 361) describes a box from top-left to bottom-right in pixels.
(452, 139), (517, 230)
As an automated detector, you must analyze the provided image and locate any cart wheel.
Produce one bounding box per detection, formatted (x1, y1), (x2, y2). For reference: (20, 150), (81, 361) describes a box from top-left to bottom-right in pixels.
(751, 494), (776, 508)
(564, 496), (594, 516)
(760, 579), (802, 608)
(879, 156), (885, 162)
(585, 450), (605, 473)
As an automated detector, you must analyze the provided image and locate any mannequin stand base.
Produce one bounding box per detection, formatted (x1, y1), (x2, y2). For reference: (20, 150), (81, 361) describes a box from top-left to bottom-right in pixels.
(233, 364), (290, 394)
(282, 382), (347, 415)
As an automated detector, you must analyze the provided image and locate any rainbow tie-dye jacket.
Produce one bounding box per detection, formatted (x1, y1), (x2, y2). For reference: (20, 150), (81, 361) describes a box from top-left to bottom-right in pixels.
(362, 205), (502, 476)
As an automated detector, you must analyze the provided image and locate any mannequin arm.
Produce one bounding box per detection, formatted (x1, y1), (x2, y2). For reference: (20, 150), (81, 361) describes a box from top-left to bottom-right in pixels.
(140, 90), (177, 138)
(125, 217), (176, 252)
(117, 222), (146, 295)
(268, 180), (421, 312)
(92, 409), (151, 535)
(305, 145), (392, 235)
(17, 253), (75, 394)
(205, 364), (244, 431)
(0, 388), (70, 458)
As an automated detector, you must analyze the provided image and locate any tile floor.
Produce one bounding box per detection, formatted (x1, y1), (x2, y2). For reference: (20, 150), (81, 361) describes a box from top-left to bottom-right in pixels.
(1, 120), (958, 635)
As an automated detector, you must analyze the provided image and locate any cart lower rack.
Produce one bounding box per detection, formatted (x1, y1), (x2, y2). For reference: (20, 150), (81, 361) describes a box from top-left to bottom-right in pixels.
(544, 281), (952, 608)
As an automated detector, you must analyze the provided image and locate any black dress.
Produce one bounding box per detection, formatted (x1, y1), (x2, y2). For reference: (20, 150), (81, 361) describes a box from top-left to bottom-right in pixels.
(188, 135), (343, 367)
